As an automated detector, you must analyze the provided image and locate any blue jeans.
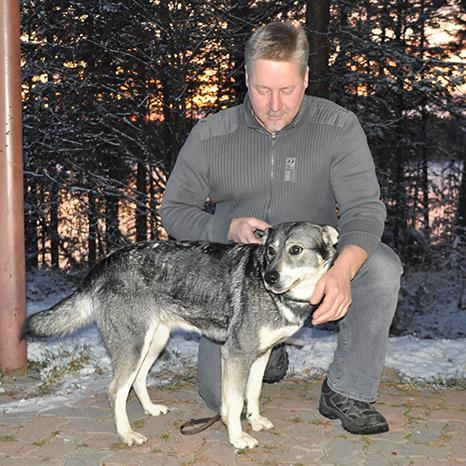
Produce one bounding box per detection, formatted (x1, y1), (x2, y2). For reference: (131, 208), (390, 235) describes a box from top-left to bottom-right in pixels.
(198, 242), (403, 410)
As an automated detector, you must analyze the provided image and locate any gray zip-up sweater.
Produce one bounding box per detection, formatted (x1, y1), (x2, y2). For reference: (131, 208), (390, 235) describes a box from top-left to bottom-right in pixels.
(160, 95), (386, 256)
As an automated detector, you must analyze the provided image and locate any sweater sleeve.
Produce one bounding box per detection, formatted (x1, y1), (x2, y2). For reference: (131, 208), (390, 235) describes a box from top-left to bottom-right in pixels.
(159, 123), (233, 242)
(330, 112), (386, 256)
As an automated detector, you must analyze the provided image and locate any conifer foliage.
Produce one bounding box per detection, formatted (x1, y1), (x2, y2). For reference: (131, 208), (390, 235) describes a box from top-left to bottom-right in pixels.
(21, 0), (464, 269)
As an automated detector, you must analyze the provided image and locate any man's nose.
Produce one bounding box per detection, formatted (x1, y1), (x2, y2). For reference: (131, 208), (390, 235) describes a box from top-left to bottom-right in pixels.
(269, 92), (282, 112)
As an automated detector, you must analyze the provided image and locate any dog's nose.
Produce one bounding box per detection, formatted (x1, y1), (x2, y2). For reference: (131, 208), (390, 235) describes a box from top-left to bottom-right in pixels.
(264, 271), (279, 285)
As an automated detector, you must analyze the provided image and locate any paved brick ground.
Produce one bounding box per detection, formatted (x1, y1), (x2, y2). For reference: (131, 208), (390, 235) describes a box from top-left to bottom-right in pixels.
(0, 371), (465, 465)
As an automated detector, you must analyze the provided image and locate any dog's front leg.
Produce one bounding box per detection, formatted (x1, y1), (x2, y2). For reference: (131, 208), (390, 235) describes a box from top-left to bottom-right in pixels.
(246, 349), (274, 432)
(221, 350), (258, 449)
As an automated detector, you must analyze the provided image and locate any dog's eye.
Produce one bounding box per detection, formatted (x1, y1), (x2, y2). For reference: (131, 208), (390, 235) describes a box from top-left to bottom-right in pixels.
(289, 245), (303, 255)
(267, 246), (275, 257)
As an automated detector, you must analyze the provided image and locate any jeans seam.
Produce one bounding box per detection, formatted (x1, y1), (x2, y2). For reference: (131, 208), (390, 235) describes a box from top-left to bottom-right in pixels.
(331, 322), (347, 384)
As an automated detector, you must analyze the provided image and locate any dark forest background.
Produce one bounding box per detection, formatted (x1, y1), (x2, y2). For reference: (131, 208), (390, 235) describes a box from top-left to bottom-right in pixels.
(21, 0), (465, 274)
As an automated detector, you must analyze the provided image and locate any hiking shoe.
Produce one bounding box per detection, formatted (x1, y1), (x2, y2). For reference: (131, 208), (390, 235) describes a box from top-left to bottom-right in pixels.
(318, 378), (389, 435)
(263, 344), (288, 384)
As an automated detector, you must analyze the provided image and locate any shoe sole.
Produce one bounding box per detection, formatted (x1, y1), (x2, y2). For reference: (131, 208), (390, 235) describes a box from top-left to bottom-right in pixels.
(319, 400), (389, 435)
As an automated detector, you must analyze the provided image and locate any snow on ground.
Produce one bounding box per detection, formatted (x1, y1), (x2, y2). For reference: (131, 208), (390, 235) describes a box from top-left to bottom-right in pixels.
(1, 269), (465, 414)
(391, 268), (466, 339)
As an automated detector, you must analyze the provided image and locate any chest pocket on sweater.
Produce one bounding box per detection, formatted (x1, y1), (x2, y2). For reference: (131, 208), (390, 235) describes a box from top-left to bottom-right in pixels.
(284, 157), (296, 182)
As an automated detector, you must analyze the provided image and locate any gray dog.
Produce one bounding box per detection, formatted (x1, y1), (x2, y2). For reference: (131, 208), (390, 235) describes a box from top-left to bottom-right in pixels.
(22, 221), (338, 449)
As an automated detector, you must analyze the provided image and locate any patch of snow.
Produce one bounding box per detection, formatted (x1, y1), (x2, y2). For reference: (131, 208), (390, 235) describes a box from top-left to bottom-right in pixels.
(1, 269), (464, 413)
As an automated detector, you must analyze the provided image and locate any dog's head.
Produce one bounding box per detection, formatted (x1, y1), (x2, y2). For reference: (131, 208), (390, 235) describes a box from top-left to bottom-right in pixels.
(260, 222), (338, 301)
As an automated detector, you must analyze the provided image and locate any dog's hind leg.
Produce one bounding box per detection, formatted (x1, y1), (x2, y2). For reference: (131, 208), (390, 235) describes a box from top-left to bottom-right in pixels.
(245, 349), (274, 432)
(221, 351), (258, 449)
(132, 323), (170, 416)
(107, 321), (161, 446)
(109, 368), (147, 446)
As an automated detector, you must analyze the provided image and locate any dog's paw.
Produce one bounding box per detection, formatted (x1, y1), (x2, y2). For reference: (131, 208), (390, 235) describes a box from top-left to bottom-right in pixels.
(144, 403), (168, 416)
(248, 414), (274, 432)
(120, 429), (147, 446)
(229, 432), (259, 450)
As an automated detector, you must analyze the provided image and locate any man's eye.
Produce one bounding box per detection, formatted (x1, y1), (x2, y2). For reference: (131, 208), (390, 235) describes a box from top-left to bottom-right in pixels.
(280, 88), (293, 95)
(289, 245), (302, 255)
(267, 246), (275, 256)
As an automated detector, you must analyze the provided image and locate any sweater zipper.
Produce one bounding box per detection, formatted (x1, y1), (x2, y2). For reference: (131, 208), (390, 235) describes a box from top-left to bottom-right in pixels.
(265, 132), (277, 223)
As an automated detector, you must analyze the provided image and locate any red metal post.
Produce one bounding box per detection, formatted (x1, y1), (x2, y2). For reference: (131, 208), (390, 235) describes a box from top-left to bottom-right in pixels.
(0, 1), (27, 374)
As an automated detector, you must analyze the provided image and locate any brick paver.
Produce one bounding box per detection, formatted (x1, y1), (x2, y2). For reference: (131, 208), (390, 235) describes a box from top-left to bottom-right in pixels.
(0, 372), (465, 465)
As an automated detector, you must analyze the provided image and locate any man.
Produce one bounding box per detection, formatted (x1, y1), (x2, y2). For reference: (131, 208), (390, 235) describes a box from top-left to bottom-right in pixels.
(160, 21), (402, 435)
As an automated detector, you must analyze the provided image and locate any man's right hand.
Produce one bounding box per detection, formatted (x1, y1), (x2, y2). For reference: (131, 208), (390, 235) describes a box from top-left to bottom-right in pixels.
(227, 217), (271, 244)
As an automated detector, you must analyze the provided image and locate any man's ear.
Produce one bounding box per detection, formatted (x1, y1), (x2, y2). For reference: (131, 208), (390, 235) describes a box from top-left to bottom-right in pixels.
(245, 67), (249, 88)
(304, 65), (309, 88)
(322, 225), (339, 248)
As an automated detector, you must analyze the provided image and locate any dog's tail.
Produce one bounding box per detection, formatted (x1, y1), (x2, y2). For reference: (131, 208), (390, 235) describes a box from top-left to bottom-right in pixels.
(21, 291), (95, 339)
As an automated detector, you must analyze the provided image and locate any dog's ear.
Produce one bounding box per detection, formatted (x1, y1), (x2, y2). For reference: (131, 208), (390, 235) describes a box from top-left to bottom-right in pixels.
(322, 225), (339, 248)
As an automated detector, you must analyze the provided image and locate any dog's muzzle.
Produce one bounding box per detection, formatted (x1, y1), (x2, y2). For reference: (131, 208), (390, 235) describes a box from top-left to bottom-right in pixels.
(263, 270), (289, 294)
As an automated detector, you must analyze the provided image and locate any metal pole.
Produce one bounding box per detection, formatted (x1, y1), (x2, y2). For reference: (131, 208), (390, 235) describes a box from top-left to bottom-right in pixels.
(0, 0), (27, 374)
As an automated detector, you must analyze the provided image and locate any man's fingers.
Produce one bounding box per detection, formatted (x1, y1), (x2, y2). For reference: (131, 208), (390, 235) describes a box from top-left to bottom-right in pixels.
(311, 296), (335, 323)
(312, 301), (350, 325)
(228, 217), (271, 244)
(310, 278), (325, 305)
(310, 266), (352, 326)
(242, 231), (262, 244)
(312, 281), (337, 315)
(313, 308), (340, 325)
(312, 293), (351, 325)
(249, 217), (271, 231)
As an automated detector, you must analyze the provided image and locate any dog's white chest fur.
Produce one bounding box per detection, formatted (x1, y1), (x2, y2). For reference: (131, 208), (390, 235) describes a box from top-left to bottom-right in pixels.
(276, 302), (305, 325)
(258, 325), (300, 352)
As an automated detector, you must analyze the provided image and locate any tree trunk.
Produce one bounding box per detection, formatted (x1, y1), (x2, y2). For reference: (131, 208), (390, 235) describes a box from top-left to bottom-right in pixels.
(306, 0), (330, 98)
(148, 164), (160, 240)
(230, 0), (250, 105)
(457, 158), (466, 229)
(105, 193), (121, 252)
(136, 162), (147, 242)
(419, 0), (430, 243)
(392, 0), (408, 254)
(88, 191), (97, 265)
(49, 183), (60, 269)
(24, 179), (38, 269)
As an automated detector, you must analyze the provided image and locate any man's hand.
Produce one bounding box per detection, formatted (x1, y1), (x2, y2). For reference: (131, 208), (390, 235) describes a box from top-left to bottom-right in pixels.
(228, 217), (271, 244)
(310, 267), (352, 325)
(310, 245), (369, 326)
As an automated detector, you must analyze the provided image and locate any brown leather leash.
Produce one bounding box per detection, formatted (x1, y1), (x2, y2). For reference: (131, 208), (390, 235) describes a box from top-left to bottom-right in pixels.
(180, 413), (221, 435)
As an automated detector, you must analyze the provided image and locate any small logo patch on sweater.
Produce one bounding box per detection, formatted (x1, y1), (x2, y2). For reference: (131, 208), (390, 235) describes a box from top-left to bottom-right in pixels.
(284, 157), (296, 182)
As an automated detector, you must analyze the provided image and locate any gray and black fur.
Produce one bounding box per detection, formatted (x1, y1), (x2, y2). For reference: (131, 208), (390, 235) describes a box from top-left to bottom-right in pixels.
(22, 221), (338, 449)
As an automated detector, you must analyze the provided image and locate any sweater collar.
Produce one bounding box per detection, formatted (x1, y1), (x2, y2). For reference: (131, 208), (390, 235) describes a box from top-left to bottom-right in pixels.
(242, 93), (308, 134)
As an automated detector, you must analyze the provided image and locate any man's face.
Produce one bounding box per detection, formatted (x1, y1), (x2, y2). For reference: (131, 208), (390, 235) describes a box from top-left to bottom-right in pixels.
(246, 59), (308, 133)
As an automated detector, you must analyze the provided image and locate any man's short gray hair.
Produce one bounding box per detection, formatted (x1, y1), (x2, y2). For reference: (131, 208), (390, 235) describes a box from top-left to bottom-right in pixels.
(245, 22), (309, 75)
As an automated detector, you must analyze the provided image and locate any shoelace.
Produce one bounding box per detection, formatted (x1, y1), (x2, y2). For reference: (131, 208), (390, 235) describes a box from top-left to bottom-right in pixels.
(332, 395), (375, 418)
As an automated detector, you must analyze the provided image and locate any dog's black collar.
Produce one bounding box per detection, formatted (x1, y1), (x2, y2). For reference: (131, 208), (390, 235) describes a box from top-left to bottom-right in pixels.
(285, 298), (310, 305)
(282, 297), (318, 309)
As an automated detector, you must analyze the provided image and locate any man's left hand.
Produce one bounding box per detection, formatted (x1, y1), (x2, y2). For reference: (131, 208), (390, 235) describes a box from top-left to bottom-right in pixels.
(310, 244), (369, 326)
(310, 267), (352, 325)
